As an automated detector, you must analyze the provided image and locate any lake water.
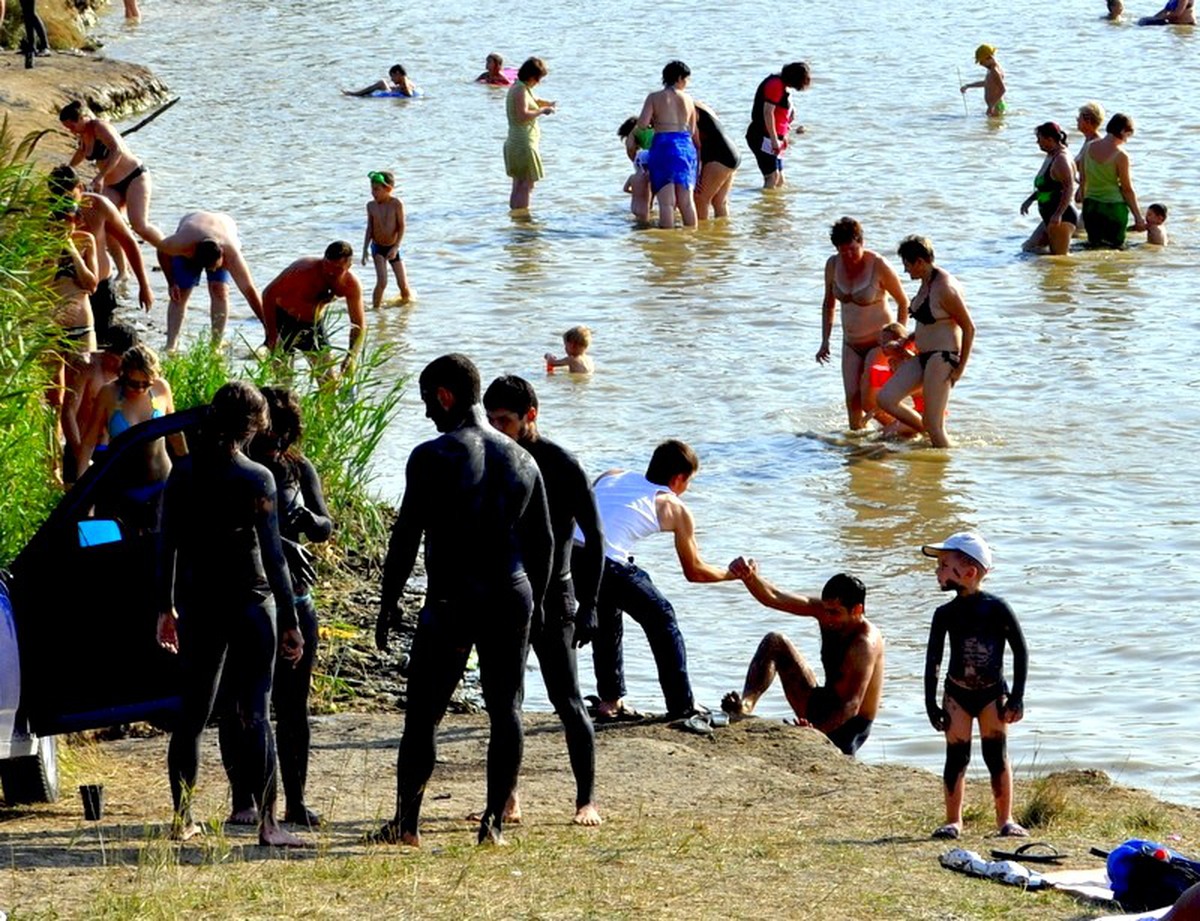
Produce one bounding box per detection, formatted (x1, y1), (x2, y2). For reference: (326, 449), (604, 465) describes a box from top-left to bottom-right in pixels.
(94, 1), (1200, 805)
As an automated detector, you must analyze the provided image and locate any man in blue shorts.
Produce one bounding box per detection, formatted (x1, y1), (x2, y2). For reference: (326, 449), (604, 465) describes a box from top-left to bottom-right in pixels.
(157, 211), (263, 351)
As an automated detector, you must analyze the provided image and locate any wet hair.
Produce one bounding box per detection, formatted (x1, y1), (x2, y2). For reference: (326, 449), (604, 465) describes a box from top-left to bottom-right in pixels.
(324, 240), (353, 261)
(645, 439), (699, 486)
(1107, 0), (1124, 13)
(194, 238), (222, 269)
(261, 386), (303, 457)
(662, 60), (691, 87)
(897, 235), (936, 265)
(617, 116), (638, 138)
(829, 217), (864, 247)
(419, 353), (481, 407)
(120, 343), (161, 381)
(563, 325), (591, 349)
(1077, 101), (1105, 126)
(486, 52), (503, 68)
(780, 61), (811, 90)
(1106, 113), (1135, 136)
(1035, 121), (1068, 145)
(483, 374), (538, 416)
(1147, 202), (1168, 220)
(209, 380), (268, 446)
(388, 64), (407, 78)
(102, 321), (139, 356)
(58, 101), (88, 124)
(517, 57), (548, 83)
(48, 164), (81, 199)
(821, 573), (866, 610)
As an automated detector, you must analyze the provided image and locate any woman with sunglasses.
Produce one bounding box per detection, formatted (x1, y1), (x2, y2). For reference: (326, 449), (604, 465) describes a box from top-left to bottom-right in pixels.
(83, 344), (183, 529)
(220, 386), (332, 829)
(1079, 113), (1146, 249)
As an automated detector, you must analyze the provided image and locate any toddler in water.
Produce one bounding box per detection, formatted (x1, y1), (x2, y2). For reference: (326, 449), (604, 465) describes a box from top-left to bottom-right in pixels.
(361, 171), (413, 307)
(618, 116), (654, 223)
(545, 325), (594, 373)
(1144, 203), (1169, 245)
(960, 44), (1006, 117)
(860, 323), (921, 437)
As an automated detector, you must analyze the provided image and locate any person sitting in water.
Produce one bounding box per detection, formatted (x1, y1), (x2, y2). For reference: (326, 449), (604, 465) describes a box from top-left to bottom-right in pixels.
(1140, 0), (1195, 23)
(636, 60), (700, 230)
(545, 325), (594, 374)
(343, 64), (417, 97)
(860, 322), (922, 437)
(960, 44), (1006, 117)
(1105, 0), (1125, 19)
(476, 52), (512, 86)
(721, 566), (884, 757)
(1143, 202), (1169, 245)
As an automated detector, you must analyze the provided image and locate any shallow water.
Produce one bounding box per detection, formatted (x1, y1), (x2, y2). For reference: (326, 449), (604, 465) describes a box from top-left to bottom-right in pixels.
(97, 1), (1200, 803)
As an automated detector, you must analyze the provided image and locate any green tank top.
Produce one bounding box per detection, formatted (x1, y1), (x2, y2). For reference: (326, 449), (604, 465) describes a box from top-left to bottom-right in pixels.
(1084, 148), (1124, 204)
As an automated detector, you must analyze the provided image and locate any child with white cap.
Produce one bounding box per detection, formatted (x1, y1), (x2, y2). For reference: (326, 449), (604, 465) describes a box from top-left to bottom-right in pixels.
(921, 531), (1028, 840)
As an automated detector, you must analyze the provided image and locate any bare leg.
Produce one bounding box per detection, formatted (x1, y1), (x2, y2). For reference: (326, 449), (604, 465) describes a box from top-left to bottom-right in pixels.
(1047, 220), (1075, 256)
(675, 182), (697, 229)
(631, 173), (651, 223)
(722, 632), (817, 719)
(940, 696), (973, 833)
(510, 178), (534, 211)
(711, 169), (735, 218)
(877, 354), (925, 432)
(978, 704), (1023, 834)
(208, 281), (230, 347)
(371, 252), (388, 309)
(841, 341), (870, 430)
(124, 0), (140, 18)
(166, 285), (194, 352)
(920, 353), (956, 448)
(391, 257), (412, 300)
(1020, 221), (1047, 253)
(124, 174), (163, 247)
(693, 163), (728, 221)
(655, 185), (678, 229)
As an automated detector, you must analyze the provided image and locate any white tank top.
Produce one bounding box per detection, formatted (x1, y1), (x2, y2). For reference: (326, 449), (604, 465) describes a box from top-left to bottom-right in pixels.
(589, 471), (668, 561)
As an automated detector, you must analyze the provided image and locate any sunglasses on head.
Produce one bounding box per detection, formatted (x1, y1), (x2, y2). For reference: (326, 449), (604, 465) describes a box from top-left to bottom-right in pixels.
(121, 376), (151, 391)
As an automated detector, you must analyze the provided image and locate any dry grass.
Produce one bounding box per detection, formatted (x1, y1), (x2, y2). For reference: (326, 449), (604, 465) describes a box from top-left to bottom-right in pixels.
(2, 716), (1198, 920)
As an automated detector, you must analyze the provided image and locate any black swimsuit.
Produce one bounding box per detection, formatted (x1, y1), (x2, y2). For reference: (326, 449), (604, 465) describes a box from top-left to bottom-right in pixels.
(911, 269), (960, 369)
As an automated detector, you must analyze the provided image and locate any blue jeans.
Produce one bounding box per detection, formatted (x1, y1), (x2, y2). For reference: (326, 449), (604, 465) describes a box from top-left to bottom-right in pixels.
(590, 557), (693, 715)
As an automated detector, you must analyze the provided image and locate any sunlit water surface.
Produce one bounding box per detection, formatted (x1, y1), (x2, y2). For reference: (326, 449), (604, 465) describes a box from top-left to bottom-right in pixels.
(95, 1), (1200, 803)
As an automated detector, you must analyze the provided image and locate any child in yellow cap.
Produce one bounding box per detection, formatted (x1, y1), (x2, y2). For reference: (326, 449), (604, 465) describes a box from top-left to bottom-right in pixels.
(960, 45), (1006, 117)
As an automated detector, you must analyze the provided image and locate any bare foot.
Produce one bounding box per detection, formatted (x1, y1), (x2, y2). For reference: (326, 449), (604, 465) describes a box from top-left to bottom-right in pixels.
(367, 819), (419, 847)
(259, 824), (313, 848)
(170, 820), (204, 842)
(226, 807), (259, 826)
(573, 804), (602, 827)
(721, 691), (753, 720)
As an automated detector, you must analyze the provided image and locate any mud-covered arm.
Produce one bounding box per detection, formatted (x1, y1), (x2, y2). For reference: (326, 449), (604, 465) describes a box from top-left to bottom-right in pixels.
(256, 475), (298, 633)
(293, 456), (334, 543)
(567, 462), (604, 642)
(520, 471), (554, 626)
(155, 464), (186, 615)
(1005, 604), (1028, 707)
(377, 450), (427, 647)
(924, 608), (949, 725)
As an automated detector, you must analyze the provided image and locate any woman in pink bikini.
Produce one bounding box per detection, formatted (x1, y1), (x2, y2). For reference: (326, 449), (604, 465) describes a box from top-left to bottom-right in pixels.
(816, 217), (910, 430)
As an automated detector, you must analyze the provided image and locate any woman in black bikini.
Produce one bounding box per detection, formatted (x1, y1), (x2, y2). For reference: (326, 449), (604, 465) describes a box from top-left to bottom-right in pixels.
(60, 101), (163, 250)
(876, 236), (974, 449)
(1019, 122), (1076, 256)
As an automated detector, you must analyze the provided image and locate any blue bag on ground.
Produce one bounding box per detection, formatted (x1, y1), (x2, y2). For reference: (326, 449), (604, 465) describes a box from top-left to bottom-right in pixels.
(1107, 838), (1200, 911)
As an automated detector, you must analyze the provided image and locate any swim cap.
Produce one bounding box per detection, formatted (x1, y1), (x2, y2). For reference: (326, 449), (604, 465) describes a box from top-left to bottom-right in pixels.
(368, 170), (395, 187)
(975, 44), (997, 64)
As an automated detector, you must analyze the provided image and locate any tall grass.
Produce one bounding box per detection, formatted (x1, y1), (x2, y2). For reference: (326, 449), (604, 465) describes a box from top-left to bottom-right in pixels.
(0, 117), (67, 567)
(162, 338), (405, 556)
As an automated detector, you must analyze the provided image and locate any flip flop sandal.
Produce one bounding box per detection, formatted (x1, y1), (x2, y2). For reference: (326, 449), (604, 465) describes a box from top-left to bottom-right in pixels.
(674, 714), (714, 736)
(989, 841), (1069, 864)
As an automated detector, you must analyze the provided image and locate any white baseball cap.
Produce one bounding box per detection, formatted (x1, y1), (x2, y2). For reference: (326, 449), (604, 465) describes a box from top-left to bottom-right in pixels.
(921, 531), (993, 571)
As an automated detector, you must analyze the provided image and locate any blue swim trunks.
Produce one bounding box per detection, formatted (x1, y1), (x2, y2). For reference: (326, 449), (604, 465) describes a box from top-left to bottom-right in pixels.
(170, 255), (232, 290)
(370, 241), (404, 262)
(647, 131), (698, 194)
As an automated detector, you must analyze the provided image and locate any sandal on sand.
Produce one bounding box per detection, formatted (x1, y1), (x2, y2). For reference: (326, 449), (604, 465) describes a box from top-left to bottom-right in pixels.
(932, 824), (962, 840)
(998, 822), (1030, 838)
(594, 702), (649, 724)
(989, 842), (1068, 864)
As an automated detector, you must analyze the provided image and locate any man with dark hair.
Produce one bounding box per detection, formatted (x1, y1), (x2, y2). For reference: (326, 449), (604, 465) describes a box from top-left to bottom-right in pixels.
(482, 374), (604, 826)
(156, 211), (263, 351)
(375, 354), (553, 847)
(48, 165), (153, 339)
(260, 241), (365, 378)
(721, 565), (884, 756)
(583, 439), (737, 721)
(745, 61), (811, 189)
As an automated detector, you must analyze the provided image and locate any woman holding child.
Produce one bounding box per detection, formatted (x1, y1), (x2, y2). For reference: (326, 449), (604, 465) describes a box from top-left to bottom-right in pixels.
(877, 236), (975, 450)
(816, 217), (909, 430)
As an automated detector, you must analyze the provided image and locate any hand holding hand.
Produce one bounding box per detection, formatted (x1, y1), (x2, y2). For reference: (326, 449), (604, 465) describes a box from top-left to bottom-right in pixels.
(728, 556), (756, 580)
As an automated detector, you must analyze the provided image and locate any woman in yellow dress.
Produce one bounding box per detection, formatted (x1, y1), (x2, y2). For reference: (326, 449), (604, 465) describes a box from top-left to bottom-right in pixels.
(504, 57), (556, 211)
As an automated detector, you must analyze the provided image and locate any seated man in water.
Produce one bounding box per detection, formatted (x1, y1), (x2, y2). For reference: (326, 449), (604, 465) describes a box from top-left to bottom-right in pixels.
(343, 64), (417, 97)
(721, 566), (884, 756)
(157, 211), (263, 352)
(1140, 0), (1195, 23)
(260, 241), (365, 380)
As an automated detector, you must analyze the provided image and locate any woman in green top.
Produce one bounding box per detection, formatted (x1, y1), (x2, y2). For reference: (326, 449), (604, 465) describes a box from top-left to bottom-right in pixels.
(504, 57), (556, 212)
(1080, 113), (1146, 248)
